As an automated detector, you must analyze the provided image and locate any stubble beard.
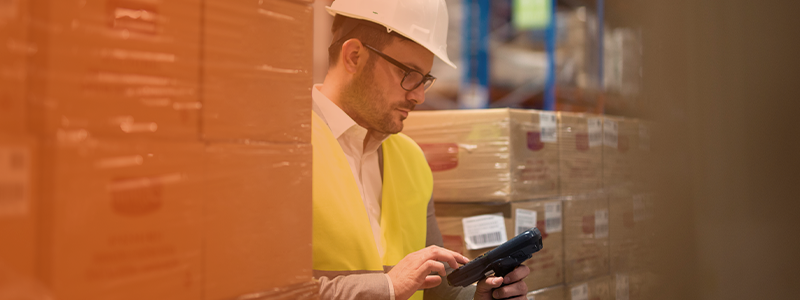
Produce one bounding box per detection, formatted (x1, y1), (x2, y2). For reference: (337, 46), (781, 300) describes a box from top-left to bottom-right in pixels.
(340, 65), (410, 135)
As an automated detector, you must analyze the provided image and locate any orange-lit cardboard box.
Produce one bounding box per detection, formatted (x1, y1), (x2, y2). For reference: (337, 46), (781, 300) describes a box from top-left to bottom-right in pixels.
(0, 0), (28, 134)
(568, 276), (612, 300)
(434, 202), (514, 259)
(27, 0), (201, 139)
(526, 284), (565, 300)
(203, 142), (312, 300)
(511, 199), (564, 290)
(39, 137), (205, 300)
(602, 116), (638, 189)
(202, 0), (313, 143)
(558, 112), (603, 194)
(611, 272), (655, 300)
(563, 193), (609, 283)
(0, 134), (38, 278)
(609, 189), (654, 273)
(404, 109), (559, 202)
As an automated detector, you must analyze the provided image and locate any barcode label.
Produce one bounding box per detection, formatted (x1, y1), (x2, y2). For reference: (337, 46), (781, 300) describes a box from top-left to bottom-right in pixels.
(616, 274), (630, 300)
(539, 112), (557, 143)
(462, 214), (508, 250)
(515, 208), (537, 236)
(587, 118), (603, 147)
(571, 283), (589, 300)
(544, 201), (562, 232)
(0, 146), (30, 216)
(595, 209), (609, 238)
(639, 123), (651, 151)
(604, 119), (619, 148)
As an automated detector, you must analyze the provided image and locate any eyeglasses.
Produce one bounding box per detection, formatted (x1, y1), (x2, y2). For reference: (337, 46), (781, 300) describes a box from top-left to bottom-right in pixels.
(363, 44), (437, 92)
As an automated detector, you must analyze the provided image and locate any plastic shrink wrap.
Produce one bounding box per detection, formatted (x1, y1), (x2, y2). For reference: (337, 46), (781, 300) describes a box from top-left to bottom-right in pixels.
(563, 192), (610, 283)
(557, 112), (603, 194)
(404, 108), (559, 202)
(510, 199), (564, 291)
(567, 276), (612, 300)
(525, 284), (565, 300)
(0, 0), (317, 299)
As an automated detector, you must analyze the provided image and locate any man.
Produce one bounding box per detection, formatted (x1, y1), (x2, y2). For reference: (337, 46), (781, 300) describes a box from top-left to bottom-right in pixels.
(311, 1), (531, 299)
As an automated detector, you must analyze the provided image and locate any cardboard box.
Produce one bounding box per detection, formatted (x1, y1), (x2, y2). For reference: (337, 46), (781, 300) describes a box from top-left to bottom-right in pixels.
(632, 120), (654, 191)
(611, 271), (656, 300)
(434, 202), (514, 259)
(609, 189), (654, 273)
(568, 276), (612, 300)
(526, 284), (565, 300)
(563, 193), (609, 283)
(0, 134), (37, 278)
(202, 0), (313, 143)
(511, 199), (564, 290)
(203, 142), (312, 300)
(39, 138), (205, 300)
(0, 0), (28, 134)
(558, 112), (603, 194)
(404, 109), (560, 202)
(602, 116), (638, 189)
(27, 0), (201, 139)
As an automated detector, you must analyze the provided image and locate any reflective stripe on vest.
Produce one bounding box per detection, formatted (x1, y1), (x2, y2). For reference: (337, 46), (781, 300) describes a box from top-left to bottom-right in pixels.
(312, 112), (432, 300)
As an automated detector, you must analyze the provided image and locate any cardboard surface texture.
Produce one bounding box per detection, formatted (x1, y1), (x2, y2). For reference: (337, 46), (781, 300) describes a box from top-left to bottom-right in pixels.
(27, 0), (202, 139)
(204, 142), (312, 300)
(602, 116), (638, 189)
(568, 276), (612, 300)
(512, 199), (564, 290)
(563, 193), (610, 283)
(0, 134), (38, 278)
(526, 284), (565, 300)
(609, 188), (654, 273)
(434, 202), (514, 259)
(558, 112), (603, 194)
(0, 0), (29, 134)
(39, 138), (205, 300)
(202, 0), (313, 142)
(404, 109), (559, 202)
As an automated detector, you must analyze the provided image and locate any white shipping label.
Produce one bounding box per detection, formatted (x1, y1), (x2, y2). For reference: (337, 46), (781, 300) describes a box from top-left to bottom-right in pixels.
(587, 118), (603, 147)
(595, 209), (609, 238)
(544, 201), (563, 233)
(0, 146), (30, 216)
(463, 214), (508, 250)
(616, 274), (630, 300)
(639, 123), (651, 151)
(571, 283), (589, 300)
(515, 209), (538, 236)
(604, 119), (619, 148)
(539, 112), (557, 143)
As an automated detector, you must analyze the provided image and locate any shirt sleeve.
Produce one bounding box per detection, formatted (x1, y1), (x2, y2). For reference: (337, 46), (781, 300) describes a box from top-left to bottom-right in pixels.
(317, 272), (394, 300)
(423, 197), (478, 300)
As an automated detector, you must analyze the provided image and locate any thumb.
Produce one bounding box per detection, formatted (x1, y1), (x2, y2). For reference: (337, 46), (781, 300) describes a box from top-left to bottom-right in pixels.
(476, 276), (504, 294)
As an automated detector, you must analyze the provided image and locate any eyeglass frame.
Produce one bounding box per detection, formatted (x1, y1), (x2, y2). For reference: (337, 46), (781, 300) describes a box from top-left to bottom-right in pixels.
(363, 44), (437, 92)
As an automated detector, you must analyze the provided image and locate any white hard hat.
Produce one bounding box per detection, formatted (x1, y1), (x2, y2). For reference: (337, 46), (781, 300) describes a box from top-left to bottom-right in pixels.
(326, 0), (457, 69)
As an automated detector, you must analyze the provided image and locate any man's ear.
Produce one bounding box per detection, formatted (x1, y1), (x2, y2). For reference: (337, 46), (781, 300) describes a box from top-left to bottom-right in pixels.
(340, 38), (367, 74)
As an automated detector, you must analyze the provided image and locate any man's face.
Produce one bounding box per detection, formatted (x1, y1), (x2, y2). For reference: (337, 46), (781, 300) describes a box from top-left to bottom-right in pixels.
(340, 38), (434, 135)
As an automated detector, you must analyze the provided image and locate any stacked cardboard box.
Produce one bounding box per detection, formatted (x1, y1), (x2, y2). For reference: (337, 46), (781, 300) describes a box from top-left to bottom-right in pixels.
(609, 189), (655, 273)
(563, 193), (610, 283)
(558, 112), (603, 194)
(526, 284), (565, 300)
(611, 271), (657, 300)
(511, 200), (564, 291)
(0, 0), (318, 299)
(0, 0), (28, 135)
(404, 109), (560, 202)
(602, 116), (638, 189)
(434, 203), (514, 260)
(567, 276), (612, 300)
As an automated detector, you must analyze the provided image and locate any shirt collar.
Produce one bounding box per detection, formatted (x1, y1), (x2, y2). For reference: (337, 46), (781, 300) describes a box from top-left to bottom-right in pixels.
(311, 84), (391, 151)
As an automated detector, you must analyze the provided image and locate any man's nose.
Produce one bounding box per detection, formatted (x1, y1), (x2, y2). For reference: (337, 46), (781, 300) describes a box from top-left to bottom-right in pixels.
(406, 84), (426, 105)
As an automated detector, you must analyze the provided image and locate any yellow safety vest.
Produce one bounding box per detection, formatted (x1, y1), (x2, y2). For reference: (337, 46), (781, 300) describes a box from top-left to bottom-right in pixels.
(312, 112), (432, 300)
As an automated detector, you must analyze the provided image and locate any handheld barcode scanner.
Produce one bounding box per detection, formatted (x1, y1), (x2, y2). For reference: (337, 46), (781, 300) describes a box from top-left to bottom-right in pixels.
(446, 228), (543, 287)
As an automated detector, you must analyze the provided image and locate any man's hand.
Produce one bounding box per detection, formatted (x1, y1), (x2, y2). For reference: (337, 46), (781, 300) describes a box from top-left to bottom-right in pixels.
(387, 245), (470, 300)
(474, 265), (530, 300)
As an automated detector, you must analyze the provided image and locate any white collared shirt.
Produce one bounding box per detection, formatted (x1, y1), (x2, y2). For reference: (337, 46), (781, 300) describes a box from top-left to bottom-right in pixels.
(311, 84), (390, 257)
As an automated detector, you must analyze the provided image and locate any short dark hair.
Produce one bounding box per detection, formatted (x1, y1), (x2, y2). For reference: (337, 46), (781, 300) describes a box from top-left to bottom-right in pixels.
(328, 15), (406, 68)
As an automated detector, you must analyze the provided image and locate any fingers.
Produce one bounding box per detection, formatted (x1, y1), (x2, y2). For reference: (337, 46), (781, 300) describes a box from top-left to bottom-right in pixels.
(476, 276), (504, 295)
(491, 280), (528, 299)
(503, 265), (531, 284)
(421, 246), (469, 269)
(418, 260), (447, 278)
(420, 275), (443, 289)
